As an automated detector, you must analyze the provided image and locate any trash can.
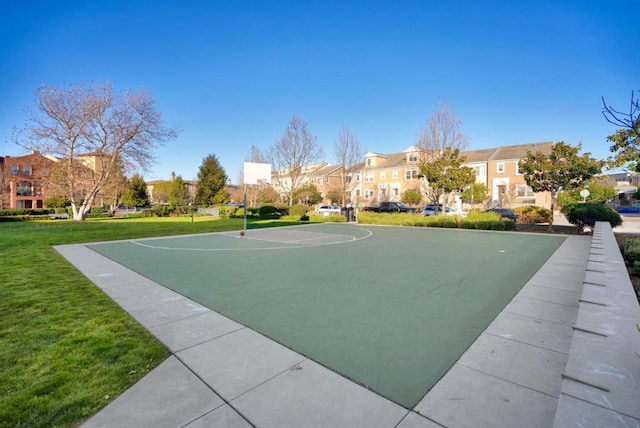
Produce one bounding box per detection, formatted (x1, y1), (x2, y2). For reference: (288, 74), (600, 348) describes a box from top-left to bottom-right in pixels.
(346, 207), (355, 222)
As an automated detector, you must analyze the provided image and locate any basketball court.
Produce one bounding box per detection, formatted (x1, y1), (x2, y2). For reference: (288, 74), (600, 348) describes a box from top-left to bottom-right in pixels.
(82, 223), (565, 408)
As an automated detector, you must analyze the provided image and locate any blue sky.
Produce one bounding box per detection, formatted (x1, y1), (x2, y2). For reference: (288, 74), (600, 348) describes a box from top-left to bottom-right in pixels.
(1, 1), (638, 183)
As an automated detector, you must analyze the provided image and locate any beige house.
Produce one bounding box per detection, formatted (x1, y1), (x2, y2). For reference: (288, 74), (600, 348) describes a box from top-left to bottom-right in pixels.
(484, 142), (553, 208)
(299, 142), (554, 209)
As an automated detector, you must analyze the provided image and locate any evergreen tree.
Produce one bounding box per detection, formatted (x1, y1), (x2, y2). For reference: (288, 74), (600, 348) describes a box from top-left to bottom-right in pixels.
(168, 175), (189, 207)
(122, 174), (149, 207)
(195, 154), (229, 206)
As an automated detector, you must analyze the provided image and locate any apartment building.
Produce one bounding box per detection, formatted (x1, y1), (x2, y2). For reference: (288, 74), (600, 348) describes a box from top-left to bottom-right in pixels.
(284, 142), (554, 208)
(351, 146), (423, 206)
(0, 151), (56, 209)
(485, 142), (553, 207)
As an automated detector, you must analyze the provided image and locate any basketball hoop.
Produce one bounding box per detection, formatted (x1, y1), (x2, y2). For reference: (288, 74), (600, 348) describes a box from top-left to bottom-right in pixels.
(242, 163), (272, 233)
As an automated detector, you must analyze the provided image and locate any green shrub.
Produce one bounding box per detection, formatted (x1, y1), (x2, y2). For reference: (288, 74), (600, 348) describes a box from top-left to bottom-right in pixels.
(308, 213), (346, 223)
(0, 208), (54, 216)
(289, 204), (308, 217)
(279, 215), (302, 221)
(620, 237), (640, 265)
(150, 205), (171, 217)
(90, 205), (108, 215)
(566, 203), (622, 233)
(426, 215), (458, 228)
(514, 205), (552, 224)
(44, 197), (71, 208)
(258, 205), (280, 217)
(633, 260), (640, 276)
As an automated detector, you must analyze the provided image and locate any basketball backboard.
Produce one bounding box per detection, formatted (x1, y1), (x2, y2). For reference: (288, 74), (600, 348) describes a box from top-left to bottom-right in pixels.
(243, 162), (272, 185)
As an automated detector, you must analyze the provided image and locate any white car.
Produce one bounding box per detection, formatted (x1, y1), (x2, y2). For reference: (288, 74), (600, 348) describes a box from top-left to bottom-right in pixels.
(422, 204), (467, 217)
(317, 205), (342, 215)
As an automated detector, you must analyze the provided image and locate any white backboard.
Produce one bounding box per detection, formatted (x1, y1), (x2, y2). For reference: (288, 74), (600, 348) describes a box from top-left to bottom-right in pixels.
(243, 162), (272, 185)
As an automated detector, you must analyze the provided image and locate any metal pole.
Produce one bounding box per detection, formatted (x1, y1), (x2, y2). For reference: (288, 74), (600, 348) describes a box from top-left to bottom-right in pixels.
(243, 184), (247, 233)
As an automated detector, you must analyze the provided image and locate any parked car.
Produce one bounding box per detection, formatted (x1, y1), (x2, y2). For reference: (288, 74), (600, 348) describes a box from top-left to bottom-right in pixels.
(363, 201), (417, 213)
(422, 204), (466, 217)
(484, 208), (517, 221)
(317, 205), (342, 215)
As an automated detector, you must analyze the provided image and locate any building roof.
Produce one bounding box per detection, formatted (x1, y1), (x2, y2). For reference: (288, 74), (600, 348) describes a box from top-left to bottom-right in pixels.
(489, 141), (553, 161)
(461, 147), (498, 163)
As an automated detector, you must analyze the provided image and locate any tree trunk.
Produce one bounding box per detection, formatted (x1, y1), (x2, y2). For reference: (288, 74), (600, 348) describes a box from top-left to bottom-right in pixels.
(547, 190), (557, 232)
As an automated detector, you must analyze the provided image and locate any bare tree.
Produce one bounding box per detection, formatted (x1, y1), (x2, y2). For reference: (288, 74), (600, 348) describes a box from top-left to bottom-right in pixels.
(416, 100), (469, 157)
(17, 83), (177, 220)
(269, 116), (323, 206)
(602, 91), (640, 167)
(332, 125), (364, 206)
(416, 101), (470, 206)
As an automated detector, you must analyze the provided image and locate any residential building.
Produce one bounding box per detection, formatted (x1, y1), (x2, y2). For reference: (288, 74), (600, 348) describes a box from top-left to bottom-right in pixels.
(313, 164), (343, 203)
(485, 142), (553, 207)
(271, 162), (327, 204)
(314, 142), (554, 208)
(355, 146), (424, 206)
(0, 151), (56, 209)
(597, 167), (639, 206)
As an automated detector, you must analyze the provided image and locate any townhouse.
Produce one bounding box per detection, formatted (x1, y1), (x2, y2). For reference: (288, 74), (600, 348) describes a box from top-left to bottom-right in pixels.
(280, 141), (554, 208)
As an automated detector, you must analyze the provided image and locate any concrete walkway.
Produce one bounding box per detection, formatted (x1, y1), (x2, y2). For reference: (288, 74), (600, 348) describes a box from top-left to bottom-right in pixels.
(56, 233), (592, 428)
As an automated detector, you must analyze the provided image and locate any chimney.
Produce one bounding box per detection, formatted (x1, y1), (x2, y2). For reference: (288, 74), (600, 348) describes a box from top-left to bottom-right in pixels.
(171, 171), (176, 182)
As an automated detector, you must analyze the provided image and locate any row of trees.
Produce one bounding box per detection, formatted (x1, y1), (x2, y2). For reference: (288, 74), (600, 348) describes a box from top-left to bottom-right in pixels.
(13, 80), (639, 221)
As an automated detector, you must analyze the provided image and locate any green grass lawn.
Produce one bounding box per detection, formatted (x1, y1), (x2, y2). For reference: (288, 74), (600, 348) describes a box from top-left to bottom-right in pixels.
(0, 216), (298, 428)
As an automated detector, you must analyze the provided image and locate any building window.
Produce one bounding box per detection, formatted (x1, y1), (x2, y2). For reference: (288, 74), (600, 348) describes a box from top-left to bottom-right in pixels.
(16, 182), (33, 196)
(408, 153), (418, 162)
(392, 171), (398, 179)
(317, 177), (322, 186)
(515, 184), (535, 198)
(515, 162), (522, 175)
(24, 166), (32, 176)
(364, 174), (374, 183)
(473, 165), (484, 176)
(326, 177), (330, 183)
(366, 158), (373, 166)
(380, 172), (386, 180)
(364, 189), (374, 198)
(11, 165), (19, 175)
(346, 174), (352, 184)
(497, 162), (505, 173)
(405, 169), (418, 180)
(355, 189), (360, 197)
(356, 174), (360, 182)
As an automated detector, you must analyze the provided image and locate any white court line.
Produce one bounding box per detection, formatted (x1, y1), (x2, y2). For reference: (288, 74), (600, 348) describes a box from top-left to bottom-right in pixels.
(128, 227), (373, 251)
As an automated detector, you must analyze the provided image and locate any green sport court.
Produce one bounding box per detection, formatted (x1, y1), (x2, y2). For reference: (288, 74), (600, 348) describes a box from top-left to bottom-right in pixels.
(87, 223), (565, 408)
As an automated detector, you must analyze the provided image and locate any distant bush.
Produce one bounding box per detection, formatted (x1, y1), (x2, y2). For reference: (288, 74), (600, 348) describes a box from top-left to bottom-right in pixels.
(461, 212), (516, 231)
(620, 237), (640, 265)
(426, 215), (458, 228)
(258, 205), (281, 218)
(308, 213), (346, 223)
(514, 205), (552, 224)
(565, 203), (622, 233)
(0, 208), (54, 217)
(150, 205), (171, 217)
(278, 214), (296, 221)
(289, 204), (308, 217)
(44, 197), (71, 208)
